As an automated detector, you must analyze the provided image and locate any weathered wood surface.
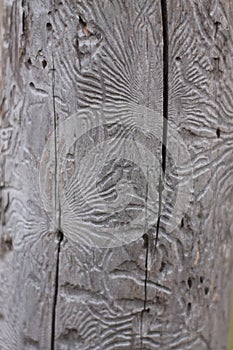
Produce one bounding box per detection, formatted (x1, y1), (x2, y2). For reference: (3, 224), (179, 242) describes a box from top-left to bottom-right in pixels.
(0, 1), (233, 350)
(0, 0), (59, 348)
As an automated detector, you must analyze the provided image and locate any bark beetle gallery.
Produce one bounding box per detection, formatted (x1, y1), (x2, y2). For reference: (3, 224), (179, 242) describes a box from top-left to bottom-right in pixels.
(0, 0), (233, 349)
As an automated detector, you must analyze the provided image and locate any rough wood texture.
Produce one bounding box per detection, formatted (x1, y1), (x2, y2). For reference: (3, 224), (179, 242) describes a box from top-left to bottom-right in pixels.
(0, 1), (233, 350)
(0, 0), (58, 348)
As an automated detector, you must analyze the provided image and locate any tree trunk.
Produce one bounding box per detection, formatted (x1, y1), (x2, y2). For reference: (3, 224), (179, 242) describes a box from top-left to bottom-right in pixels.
(0, 1), (233, 349)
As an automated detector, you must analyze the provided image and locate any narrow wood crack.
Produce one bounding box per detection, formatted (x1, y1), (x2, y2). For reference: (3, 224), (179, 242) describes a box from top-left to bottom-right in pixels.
(155, 0), (169, 249)
(50, 51), (63, 350)
(141, 2), (169, 348)
(51, 53), (60, 226)
(143, 168), (149, 312)
(51, 230), (63, 350)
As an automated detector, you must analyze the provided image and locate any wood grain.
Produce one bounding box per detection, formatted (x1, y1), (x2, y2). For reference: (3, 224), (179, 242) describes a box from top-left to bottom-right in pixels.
(50, 1), (165, 349)
(0, 1), (233, 349)
(53, 1), (233, 349)
(0, 0), (58, 348)
(166, 1), (233, 349)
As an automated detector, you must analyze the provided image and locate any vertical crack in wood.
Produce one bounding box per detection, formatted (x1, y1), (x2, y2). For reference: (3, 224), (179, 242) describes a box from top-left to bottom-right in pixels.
(51, 230), (63, 350)
(50, 49), (63, 350)
(155, 0), (169, 249)
(141, 2), (168, 348)
(51, 52), (60, 227)
(141, 171), (149, 347)
(140, 168), (149, 349)
(143, 168), (149, 312)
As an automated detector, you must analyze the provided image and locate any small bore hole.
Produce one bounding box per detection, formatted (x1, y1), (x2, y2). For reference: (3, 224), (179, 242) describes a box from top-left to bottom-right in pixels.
(205, 287), (209, 295)
(187, 277), (192, 289)
(27, 58), (32, 65)
(46, 22), (52, 30)
(42, 60), (47, 68)
(216, 127), (220, 138)
(79, 15), (87, 27)
(180, 217), (184, 228)
(200, 276), (204, 284)
(187, 302), (192, 315)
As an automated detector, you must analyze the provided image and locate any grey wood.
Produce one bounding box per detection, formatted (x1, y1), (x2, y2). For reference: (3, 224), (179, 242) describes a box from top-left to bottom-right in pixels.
(0, 1), (233, 350)
(0, 0), (58, 349)
(167, 1), (233, 349)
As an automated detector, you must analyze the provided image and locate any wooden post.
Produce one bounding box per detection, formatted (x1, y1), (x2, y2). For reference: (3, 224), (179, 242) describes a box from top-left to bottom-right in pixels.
(0, 1), (233, 349)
